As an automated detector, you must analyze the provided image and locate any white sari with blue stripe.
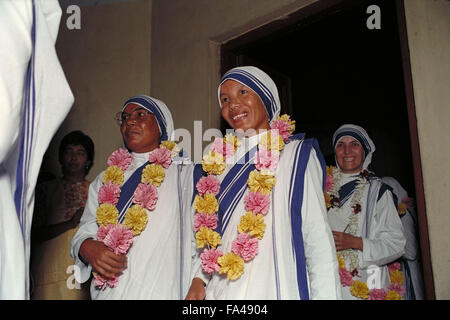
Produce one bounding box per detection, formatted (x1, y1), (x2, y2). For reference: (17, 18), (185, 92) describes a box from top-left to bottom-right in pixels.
(192, 133), (341, 299)
(0, 0), (74, 299)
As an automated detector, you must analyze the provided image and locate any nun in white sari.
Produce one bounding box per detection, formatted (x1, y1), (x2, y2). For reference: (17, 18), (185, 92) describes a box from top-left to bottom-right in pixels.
(0, 0), (74, 299)
(327, 124), (406, 300)
(71, 95), (194, 299)
(186, 66), (341, 300)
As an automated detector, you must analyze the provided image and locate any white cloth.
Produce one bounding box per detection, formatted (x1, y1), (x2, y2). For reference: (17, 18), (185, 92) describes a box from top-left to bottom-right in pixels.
(327, 174), (406, 299)
(381, 176), (424, 300)
(192, 133), (342, 299)
(0, 0), (73, 299)
(71, 151), (195, 299)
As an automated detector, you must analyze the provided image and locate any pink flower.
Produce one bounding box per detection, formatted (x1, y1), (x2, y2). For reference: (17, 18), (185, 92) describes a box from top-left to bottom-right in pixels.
(102, 224), (134, 255)
(133, 183), (158, 211)
(244, 191), (270, 215)
(325, 174), (334, 192)
(200, 248), (223, 274)
(93, 273), (119, 290)
(254, 147), (278, 173)
(210, 137), (235, 159)
(97, 224), (115, 242)
(231, 233), (258, 261)
(339, 268), (353, 287)
(107, 148), (132, 170)
(98, 181), (121, 205)
(149, 147), (172, 169)
(196, 175), (221, 196)
(271, 119), (291, 142)
(194, 213), (218, 232)
(368, 288), (387, 300)
(388, 262), (401, 272)
(388, 283), (405, 297)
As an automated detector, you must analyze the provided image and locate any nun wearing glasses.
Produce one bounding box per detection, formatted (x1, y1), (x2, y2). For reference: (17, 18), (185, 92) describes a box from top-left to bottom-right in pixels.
(326, 124), (406, 300)
(71, 95), (194, 299)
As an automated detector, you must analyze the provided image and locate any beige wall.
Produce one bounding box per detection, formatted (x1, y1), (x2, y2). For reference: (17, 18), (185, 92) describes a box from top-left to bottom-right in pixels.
(404, 0), (450, 299)
(151, 0), (316, 161)
(42, 0), (152, 181)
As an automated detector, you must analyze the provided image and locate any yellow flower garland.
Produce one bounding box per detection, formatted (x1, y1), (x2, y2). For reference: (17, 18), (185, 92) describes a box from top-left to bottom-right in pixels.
(97, 141), (176, 237)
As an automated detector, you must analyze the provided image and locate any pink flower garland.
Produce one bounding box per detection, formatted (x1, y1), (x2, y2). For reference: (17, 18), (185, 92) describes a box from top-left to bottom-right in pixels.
(94, 144), (174, 290)
(338, 260), (405, 299)
(197, 117), (294, 278)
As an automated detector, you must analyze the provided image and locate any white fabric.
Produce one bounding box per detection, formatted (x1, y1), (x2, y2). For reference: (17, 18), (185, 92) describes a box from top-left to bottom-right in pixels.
(70, 151), (195, 299)
(192, 133), (342, 299)
(0, 0), (73, 299)
(327, 175), (406, 299)
(381, 176), (425, 300)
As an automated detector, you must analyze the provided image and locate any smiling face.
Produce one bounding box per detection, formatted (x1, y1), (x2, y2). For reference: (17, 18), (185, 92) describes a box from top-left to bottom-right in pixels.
(120, 103), (160, 153)
(335, 136), (365, 174)
(220, 80), (270, 134)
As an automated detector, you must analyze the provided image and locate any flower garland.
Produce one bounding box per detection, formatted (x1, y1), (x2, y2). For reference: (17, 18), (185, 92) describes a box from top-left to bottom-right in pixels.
(93, 140), (178, 289)
(325, 166), (370, 271)
(338, 255), (405, 300)
(194, 115), (295, 280)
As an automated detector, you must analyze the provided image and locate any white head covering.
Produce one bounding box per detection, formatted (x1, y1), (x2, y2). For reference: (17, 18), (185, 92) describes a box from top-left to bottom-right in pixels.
(332, 124), (376, 170)
(217, 66), (281, 123)
(122, 94), (174, 141)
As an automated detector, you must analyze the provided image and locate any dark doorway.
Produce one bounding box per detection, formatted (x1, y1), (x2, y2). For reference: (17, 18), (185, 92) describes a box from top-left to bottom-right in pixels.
(221, 0), (434, 299)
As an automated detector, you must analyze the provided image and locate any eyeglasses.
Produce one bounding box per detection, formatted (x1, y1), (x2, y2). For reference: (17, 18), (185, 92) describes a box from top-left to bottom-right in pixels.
(115, 108), (152, 125)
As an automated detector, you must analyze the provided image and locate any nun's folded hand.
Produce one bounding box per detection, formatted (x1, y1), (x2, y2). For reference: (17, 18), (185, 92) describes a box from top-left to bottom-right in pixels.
(332, 231), (363, 252)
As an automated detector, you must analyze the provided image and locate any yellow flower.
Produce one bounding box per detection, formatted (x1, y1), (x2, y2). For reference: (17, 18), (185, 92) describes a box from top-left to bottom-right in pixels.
(324, 192), (332, 209)
(193, 194), (219, 215)
(326, 165), (335, 177)
(103, 166), (124, 186)
(350, 280), (369, 299)
(195, 226), (222, 248)
(96, 203), (119, 227)
(258, 131), (284, 152)
(397, 202), (407, 215)
(238, 212), (266, 240)
(202, 151), (226, 175)
(160, 140), (177, 151)
(247, 170), (276, 195)
(160, 140), (180, 158)
(385, 290), (403, 300)
(218, 252), (245, 280)
(389, 270), (405, 285)
(278, 114), (295, 134)
(141, 163), (165, 187)
(337, 254), (346, 269)
(123, 204), (148, 236)
(224, 133), (241, 151)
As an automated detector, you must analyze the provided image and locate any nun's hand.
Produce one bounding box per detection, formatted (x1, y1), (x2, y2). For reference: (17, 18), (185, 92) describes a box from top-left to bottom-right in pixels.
(332, 231), (363, 251)
(185, 277), (206, 300)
